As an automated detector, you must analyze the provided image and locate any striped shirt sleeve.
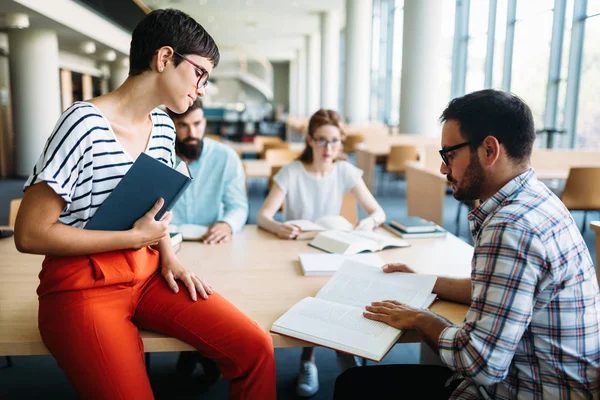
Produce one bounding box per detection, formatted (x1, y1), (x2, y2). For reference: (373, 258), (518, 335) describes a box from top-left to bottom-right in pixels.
(24, 104), (102, 205)
(438, 220), (544, 386)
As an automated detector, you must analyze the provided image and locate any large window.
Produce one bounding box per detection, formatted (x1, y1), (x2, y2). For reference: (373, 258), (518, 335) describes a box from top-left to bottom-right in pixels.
(465, 0), (490, 93)
(576, 11), (600, 148)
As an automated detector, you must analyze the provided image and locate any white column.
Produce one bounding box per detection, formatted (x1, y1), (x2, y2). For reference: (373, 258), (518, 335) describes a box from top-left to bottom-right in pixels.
(297, 46), (307, 118)
(289, 57), (298, 116)
(8, 29), (61, 177)
(306, 33), (321, 116)
(398, 0), (445, 135)
(110, 58), (130, 91)
(344, 0), (372, 124)
(320, 11), (340, 110)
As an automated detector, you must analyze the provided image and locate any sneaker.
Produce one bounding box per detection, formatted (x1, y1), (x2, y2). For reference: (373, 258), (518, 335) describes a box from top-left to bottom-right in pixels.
(335, 352), (362, 373)
(296, 361), (319, 397)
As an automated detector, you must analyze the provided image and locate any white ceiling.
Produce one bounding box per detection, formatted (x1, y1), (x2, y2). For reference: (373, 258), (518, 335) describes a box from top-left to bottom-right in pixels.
(141, 0), (345, 61)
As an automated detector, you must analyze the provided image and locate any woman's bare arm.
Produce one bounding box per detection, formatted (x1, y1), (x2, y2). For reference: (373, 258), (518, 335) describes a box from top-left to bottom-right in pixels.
(15, 182), (170, 256)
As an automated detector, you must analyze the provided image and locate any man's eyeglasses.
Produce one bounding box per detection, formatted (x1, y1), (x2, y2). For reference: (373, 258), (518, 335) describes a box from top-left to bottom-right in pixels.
(439, 141), (471, 166)
(173, 51), (210, 89)
(314, 138), (341, 148)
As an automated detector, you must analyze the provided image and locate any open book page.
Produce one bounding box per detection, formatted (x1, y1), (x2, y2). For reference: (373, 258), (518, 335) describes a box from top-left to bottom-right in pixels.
(315, 215), (354, 231)
(315, 260), (437, 310)
(271, 297), (402, 361)
(299, 253), (385, 276)
(309, 230), (380, 254)
(351, 230), (410, 249)
(175, 160), (191, 178)
(168, 224), (208, 240)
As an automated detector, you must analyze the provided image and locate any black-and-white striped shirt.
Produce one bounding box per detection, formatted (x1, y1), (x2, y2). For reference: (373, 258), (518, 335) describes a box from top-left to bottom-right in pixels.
(24, 101), (176, 228)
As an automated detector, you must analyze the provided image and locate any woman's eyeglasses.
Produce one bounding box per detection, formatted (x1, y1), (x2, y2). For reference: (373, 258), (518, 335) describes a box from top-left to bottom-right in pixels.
(173, 51), (210, 89)
(314, 138), (341, 148)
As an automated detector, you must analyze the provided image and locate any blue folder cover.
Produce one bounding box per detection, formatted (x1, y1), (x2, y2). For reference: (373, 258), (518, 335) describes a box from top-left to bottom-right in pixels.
(85, 152), (192, 231)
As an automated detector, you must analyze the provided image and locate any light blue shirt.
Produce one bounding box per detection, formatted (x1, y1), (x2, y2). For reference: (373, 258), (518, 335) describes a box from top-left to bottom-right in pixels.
(171, 138), (248, 232)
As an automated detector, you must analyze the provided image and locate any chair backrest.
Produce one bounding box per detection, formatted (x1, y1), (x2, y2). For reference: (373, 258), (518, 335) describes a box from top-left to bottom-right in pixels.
(9, 198), (22, 228)
(261, 142), (290, 159)
(386, 145), (419, 173)
(340, 192), (358, 225)
(264, 149), (301, 166)
(343, 134), (365, 153)
(204, 134), (222, 142)
(561, 167), (600, 210)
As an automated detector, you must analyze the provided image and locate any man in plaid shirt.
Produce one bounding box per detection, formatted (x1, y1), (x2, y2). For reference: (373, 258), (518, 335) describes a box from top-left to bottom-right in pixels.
(334, 90), (600, 399)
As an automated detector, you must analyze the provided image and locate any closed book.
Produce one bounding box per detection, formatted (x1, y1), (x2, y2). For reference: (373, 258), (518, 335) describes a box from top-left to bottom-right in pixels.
(390, 216), (436, 233)
(85, 153), (192, 231)
(383, 223), (447, 239)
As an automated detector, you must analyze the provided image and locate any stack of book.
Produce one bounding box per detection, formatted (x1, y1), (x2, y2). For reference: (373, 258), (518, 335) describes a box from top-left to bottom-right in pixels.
(383, 216), (447, 239)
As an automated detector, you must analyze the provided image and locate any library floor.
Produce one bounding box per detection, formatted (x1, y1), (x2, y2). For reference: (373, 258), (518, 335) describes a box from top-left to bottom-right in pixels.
(0, 174), (597, 399)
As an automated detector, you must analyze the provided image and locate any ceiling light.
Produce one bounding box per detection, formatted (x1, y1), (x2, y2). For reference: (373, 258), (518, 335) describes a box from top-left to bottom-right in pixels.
(81, 41), (97, 55)
(5, 13), (30, 29)
(103, 50), (117, 62)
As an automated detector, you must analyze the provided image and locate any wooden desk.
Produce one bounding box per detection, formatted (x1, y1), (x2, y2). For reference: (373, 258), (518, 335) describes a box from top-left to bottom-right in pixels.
(242, 159), (272, 179)
(0, 226), (472, 356)
(356, 135), (440, 192)
(226, 141), (305, 156)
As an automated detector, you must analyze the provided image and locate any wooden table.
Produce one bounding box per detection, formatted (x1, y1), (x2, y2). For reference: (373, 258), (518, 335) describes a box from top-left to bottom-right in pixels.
(355, 135), (440, 192)
(242, 159), (272, 179)
(0, 225), (473, 356)
(226, 141), (305, 156)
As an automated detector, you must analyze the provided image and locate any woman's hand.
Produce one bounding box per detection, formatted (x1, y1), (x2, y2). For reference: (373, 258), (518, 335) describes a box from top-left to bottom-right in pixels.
(131, 198), (172, 248)
(161, 258), (213, 301)
(278, 223), (300, 240)
(354, 217), (376, 231)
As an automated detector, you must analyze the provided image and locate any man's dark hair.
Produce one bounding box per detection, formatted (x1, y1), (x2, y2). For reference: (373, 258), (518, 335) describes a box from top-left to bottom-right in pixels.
(167, 98), (203, 120)
(129, 9), (219, 76)
(440, 89), (535, 164)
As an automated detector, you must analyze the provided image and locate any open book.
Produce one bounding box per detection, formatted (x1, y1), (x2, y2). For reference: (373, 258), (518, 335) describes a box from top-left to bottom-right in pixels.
(271, 260), (437, 361)
(309, 230), (409, 254)
(286, 215), (354, 240)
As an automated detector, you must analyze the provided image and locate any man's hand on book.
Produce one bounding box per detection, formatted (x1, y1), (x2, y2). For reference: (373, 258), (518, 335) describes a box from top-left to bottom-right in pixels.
(279, 223), (300, 240)
(382, 263), (415, 274)
(363, 300), (425, 330)
(132, 198), (172, 247)
(161, 259), (213, 301)
(200, 222), (232, 245)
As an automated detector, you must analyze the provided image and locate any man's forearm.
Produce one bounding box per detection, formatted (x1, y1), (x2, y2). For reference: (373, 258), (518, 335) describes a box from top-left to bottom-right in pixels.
(414, 311), (454, 355)
(434, 277), (472, 305)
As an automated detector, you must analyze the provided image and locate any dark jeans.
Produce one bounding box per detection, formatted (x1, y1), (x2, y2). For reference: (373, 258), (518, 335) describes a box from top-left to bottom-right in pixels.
(334, 364), (460, 400)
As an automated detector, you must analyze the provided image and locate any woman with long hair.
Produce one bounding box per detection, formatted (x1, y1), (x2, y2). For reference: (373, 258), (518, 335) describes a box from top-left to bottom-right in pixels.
(257, 109), (386, 397)
(14, 9), (275, 400)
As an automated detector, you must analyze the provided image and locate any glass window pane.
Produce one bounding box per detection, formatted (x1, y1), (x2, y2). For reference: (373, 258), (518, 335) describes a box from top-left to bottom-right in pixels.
(438, 0), (456, 103)
(465, 0), (489, 93)
(492, 0), (508, 88)
(510, 0), (554, 129)
(587, 0), (600, 16)
(389, 0), (404, 125)
(576, 14), (600, 149)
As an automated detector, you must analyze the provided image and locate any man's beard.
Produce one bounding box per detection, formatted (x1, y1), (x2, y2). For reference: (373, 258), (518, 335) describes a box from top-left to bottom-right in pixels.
(447, 152), (485, 201)
(176, 137), (203, 161)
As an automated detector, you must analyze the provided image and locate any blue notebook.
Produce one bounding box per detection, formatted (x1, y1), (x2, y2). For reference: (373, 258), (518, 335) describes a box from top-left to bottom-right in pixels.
(85, 153), (192, 231)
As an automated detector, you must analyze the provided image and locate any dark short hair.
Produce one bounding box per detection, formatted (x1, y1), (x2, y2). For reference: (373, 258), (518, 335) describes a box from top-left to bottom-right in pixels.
(167, 98), (204, 120)
(440, 89), (535, 163)
(129, 8), (219, 76)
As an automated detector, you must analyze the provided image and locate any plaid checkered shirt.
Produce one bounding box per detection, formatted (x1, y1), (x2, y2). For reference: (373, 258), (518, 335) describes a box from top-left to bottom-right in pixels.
(438, 168), (600, 399)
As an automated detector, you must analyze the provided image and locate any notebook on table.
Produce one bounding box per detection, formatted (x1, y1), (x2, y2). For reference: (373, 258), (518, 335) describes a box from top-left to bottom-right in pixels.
(390, 216), (437, 233)
(298, 253), (385, 276)
(383, 222), (447, 239)
(271, 260), (437, 361)
(168, 224), (209, 240)
(85, 153), (192, 231)
(308, 230), (409, 254)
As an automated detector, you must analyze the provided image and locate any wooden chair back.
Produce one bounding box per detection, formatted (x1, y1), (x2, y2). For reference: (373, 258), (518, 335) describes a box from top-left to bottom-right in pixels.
(561, 168), (600, 210)
(264, 149), (301, 166)
(343, 134), (365, 153)
(386, 145), (419, 174)
(340, 192), (358, 225)
(204, 134), (222, 142)
(9, 199), (22, 228)
(261, 142), (290, 159)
